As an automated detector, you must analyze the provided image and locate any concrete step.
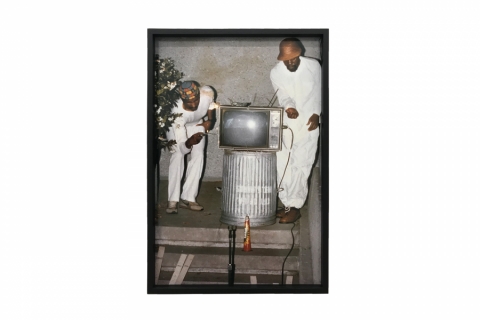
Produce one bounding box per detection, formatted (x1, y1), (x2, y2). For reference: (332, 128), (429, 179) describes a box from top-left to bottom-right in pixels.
(159, 245), (299, 256)
(155, 245), (299, 285)
(156, 270), (299, 285)
(158, 267), (298, 276)
(155, 226), (299, 249)
(160, 248), (299, 271)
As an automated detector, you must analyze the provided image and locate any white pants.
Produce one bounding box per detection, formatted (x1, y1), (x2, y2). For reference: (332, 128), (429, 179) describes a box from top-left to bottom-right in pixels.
(277, 118), (319, 209)
(167, 123), (205, 202)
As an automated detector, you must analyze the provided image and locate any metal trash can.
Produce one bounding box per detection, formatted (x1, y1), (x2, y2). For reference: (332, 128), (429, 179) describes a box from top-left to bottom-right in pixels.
(220, 150), (277, 227)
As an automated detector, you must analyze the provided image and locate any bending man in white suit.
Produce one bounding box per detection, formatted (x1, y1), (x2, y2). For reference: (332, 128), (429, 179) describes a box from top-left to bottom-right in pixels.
(165, 81), (215, 214)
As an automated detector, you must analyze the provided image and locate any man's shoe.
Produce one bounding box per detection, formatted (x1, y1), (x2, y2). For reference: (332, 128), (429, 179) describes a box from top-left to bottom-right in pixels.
(166, 201), (178, 214)
(279, 207), (301, 224)
(276, 207), (286, 218)
(179, 199), (204, 211)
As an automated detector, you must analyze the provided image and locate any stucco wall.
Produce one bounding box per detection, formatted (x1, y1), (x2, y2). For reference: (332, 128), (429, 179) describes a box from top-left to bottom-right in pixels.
(155, 36), (322, 180)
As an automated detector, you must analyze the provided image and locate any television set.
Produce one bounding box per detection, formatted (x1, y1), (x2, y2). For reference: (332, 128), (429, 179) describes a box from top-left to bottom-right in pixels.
(218, 106), (283, 151)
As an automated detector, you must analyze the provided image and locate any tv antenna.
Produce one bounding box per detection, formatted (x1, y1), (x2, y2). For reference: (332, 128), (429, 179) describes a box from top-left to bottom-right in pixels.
(251, 93), (257, 106)
(267, 89), (278, 107)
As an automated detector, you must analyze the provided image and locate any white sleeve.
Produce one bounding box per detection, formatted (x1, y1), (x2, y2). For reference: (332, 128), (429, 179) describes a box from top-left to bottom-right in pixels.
(305, 62), (321, 117)
(200, 86), (214, 100)
(172, 115), (192, 155)
(201, 86), (214, 112)
(270, 68), (296, 110)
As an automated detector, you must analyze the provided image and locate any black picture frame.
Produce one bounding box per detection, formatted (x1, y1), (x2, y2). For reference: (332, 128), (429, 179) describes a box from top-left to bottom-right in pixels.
(147, 28), (329, 294)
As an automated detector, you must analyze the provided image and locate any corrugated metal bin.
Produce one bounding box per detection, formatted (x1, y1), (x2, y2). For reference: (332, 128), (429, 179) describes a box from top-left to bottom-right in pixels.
(220, 150), (277, 227)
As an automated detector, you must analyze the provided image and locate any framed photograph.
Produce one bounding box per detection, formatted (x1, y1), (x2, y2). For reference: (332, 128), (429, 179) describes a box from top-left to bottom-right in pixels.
(147, 29), (329, 294)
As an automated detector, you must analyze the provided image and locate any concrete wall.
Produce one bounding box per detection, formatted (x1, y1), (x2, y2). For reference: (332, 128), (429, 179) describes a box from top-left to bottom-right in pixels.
(155, 36), (322, 180)
(307, 167), (322, 284)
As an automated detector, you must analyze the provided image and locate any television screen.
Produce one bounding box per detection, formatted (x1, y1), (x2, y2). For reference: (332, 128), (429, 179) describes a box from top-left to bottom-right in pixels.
(220, 110), (270, 148)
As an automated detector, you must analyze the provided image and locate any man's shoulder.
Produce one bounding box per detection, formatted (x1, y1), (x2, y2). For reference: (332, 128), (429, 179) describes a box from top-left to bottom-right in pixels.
(300, 56), (321, 69)
(270, 61), (285, 76)
(200, 85), (214, 99)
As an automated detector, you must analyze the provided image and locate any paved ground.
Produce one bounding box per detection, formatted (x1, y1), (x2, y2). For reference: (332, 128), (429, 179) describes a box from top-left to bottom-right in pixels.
(155, 180), (304, 232)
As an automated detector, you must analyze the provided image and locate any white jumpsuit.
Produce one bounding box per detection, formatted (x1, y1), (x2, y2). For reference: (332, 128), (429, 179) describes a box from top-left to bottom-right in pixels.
(166, 86), (214, 202)
(270, 56), (321, 209)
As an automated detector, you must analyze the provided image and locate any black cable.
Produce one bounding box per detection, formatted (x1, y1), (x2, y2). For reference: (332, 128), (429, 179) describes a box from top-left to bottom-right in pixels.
(281, 221), (296, 285)
(277, 127), (294, 193)
(277, 127), (295, 284)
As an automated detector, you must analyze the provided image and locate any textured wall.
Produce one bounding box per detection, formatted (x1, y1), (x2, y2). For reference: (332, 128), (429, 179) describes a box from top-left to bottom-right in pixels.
(155, 36), (322, 180)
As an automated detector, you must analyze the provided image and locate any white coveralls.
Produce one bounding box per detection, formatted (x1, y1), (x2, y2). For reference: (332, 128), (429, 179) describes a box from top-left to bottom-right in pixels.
(166, 86), (214, 202)
(270, 56), (321, 209)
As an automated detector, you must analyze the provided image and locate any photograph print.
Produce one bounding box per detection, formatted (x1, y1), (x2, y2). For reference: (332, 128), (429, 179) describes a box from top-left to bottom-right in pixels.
(147, 29), (329, 294)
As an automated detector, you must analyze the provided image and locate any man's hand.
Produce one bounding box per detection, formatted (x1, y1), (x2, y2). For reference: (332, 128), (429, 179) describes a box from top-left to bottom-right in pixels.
(185, 132), (204, 149)
(196, 120), (213, 132)
(286, 108), (299, 119)
(306, 113), (320, 131)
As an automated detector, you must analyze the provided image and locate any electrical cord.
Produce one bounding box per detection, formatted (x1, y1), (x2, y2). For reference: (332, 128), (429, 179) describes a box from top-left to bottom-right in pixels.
(275, 126), (296, 284)
(277, 127), (294, 193)
(277, 126), (295, 285)
(281, 221), (296, 285)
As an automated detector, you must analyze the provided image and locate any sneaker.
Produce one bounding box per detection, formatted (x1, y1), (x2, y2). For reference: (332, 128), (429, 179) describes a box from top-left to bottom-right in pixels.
(179, 199), (204, 211)
(166, 201), (178, 214)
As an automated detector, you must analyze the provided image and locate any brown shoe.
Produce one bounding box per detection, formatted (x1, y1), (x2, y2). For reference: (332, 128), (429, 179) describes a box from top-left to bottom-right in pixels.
(276, 207), (286, 218)
(279, 207), (301, 224)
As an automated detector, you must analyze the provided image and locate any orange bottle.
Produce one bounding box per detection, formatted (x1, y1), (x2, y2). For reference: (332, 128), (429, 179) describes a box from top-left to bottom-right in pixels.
(243, 215), (252, 252)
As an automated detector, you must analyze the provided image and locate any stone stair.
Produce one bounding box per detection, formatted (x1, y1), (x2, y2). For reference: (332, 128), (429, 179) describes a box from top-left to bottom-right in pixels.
(155, 224), (300, 285)
(154, 180), (305, 285)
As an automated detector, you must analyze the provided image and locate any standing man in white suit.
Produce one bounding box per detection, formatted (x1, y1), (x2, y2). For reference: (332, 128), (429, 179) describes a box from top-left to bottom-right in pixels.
(270, 38), (322, 223)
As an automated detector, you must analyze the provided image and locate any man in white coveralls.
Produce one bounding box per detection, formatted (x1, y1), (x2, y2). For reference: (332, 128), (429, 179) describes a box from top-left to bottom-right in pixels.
(270, 38), (321, 224)
(165, 81), (215, 214)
